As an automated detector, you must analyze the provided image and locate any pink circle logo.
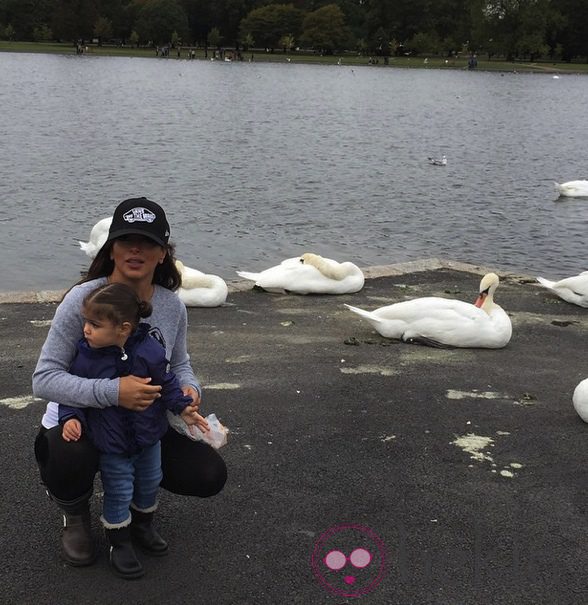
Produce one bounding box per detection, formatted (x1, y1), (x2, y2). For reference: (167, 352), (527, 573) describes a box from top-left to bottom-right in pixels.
(311, 524), (387, 597)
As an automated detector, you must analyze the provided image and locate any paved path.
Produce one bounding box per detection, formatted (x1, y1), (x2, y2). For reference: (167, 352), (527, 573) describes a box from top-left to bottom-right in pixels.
(1, 260), (587, 604)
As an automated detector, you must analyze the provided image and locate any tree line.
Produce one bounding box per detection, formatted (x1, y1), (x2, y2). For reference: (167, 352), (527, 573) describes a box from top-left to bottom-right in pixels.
(1, 0), (587, 62)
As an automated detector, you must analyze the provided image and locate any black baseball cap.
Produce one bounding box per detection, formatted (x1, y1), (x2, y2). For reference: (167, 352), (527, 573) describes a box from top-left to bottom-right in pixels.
(107, 197), (170, 247)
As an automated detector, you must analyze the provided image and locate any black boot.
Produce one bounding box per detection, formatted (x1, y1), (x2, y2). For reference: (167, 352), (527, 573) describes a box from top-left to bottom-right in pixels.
(130, 509), (168, 556)
(105, 526), (144, 579)
(61, 503), (96, 567)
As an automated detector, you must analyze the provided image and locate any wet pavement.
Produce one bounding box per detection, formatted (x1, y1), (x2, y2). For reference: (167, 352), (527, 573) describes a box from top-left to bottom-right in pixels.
(1, 259), (587, 605)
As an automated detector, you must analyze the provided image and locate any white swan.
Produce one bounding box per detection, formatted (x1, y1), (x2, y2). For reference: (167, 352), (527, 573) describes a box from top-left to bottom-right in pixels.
(175, 260), (228, 307)
(428, 155), (447, 166)
(573, 378), (588, 422)
(236, 253), (365, 295)
(344, 272), (512, 348)
(536, 272), (588, 308)
(555, 180), (588, 198)
(78, 216), (113, 258)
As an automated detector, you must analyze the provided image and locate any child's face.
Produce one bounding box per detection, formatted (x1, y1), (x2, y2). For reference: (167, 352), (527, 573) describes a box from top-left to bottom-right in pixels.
(82, 310), (127, 349)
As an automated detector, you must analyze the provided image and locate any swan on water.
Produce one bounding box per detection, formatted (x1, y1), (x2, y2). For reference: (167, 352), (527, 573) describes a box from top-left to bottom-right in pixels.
(236, 253), (365, 295)
(428, 155), (447, 166)
(344, 272), (512, 348)
(555, 180), (588, 198)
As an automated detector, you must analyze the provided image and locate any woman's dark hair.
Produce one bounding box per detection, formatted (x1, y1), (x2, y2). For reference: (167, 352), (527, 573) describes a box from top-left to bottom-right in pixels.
(78, 240), (182, 291)
(83, 283), (152, 329)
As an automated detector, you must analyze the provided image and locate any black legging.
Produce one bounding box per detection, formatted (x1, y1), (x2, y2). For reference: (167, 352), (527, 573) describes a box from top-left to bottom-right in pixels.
(34, 425), (227, 505)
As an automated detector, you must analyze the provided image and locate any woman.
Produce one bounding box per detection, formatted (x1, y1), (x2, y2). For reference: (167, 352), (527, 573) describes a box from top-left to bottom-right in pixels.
(33, 197), (227, 567)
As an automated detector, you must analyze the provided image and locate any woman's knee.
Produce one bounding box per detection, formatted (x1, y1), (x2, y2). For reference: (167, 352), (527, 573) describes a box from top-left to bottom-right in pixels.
(34, 426), (99, 502)
(160, 430), (227, 497)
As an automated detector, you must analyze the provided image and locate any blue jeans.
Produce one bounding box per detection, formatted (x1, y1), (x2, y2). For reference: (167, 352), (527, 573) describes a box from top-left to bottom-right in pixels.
(100, 442), (163, 525)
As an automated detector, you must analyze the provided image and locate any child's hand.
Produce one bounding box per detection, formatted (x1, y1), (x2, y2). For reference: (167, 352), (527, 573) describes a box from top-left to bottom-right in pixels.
(180, 406), (210, 433)
(62, 418), (82, 442)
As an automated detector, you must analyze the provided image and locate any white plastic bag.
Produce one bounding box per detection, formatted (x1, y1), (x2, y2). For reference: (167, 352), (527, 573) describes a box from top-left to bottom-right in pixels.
(167, 411), (229, 449)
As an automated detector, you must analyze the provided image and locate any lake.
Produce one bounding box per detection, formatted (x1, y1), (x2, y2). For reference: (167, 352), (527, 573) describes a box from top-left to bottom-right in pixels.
(1, 52), (587, 293)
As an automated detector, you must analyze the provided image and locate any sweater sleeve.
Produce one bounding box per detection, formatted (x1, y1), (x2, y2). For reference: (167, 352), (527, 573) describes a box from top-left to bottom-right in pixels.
(168, 300), (201, 397)
(32, 281), (119, 409)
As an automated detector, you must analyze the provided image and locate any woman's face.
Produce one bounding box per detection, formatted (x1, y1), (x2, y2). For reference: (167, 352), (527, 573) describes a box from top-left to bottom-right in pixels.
(110, 235), (166, 283)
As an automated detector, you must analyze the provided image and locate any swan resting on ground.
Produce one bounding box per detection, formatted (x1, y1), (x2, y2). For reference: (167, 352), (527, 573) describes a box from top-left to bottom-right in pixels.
(572, 378), (588, 422)
(555, 180), (588, 198)
(344, 272), (512, 348)
(236, 253), (365, 294)
(175, 260), (228, 307)
(78, 216), (113, 258)
(536, 273), (588, 308)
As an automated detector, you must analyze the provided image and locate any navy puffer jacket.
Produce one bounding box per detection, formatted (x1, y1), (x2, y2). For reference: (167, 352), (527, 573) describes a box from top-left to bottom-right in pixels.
(59, 323), (192, 455)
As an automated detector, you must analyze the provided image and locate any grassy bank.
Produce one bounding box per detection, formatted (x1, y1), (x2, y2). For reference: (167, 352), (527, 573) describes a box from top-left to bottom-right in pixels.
(1, 40), (587, 74)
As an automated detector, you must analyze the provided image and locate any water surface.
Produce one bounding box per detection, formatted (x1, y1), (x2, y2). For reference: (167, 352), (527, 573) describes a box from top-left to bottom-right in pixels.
(1, 52), (587, 292)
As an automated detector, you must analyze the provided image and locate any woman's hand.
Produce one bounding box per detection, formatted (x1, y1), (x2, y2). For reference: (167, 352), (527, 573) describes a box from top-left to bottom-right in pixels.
(118, 375), (162, 411)
(62, 418), (82, 442)
(182, 385), (201, 409)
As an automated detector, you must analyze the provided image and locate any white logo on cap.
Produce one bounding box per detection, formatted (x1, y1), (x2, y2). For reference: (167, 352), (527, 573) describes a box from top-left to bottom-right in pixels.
(123, 208), (156, 223)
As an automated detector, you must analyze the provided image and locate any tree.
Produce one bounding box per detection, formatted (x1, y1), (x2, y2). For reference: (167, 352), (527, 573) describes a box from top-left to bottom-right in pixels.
(33, 23), (52, 41)
(279, 32), (294, 52)
(239, 3), (303, 50)
(241, 31), (254, 49)
(208, 25), (221, 48)
(0, 0), (56, 40)
(364, 0), (435, 45)
(180, 0), (212, 46)
(369, 25), (390, 55)
(129, 28), (139, 46)
(135, 0), (189, 45)
(210, 0), (249, 48)
(94, 16), (113, 44)
(477, 0), (558, 61)
(300, 4), (353, 53)
(51, 0), (99, 41)
(407, 30), (442, 55)
(552, 0), (588, 61)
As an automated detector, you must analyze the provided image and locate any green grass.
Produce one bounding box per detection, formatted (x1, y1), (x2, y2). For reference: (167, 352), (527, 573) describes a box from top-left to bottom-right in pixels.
(1, 40), (587, 74)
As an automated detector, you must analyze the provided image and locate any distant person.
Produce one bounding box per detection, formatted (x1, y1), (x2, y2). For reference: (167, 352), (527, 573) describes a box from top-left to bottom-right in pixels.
(33, 197), (227, 571)
(59, 282), (209, 578)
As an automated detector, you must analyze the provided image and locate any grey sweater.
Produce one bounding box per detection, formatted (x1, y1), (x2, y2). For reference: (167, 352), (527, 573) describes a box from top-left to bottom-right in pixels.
(33, 278), (200, 426)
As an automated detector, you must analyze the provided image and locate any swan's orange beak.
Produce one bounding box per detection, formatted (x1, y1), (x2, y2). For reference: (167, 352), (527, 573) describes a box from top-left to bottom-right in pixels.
(474, 293), (486, 308)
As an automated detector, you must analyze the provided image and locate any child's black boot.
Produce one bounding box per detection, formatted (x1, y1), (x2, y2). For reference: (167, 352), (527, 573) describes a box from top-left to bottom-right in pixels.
(130, 508), (168, 556)
(105, 526), (144, 579)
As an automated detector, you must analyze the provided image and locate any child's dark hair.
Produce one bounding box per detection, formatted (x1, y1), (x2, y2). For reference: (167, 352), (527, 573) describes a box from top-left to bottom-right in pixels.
(83, 283), (152, 329)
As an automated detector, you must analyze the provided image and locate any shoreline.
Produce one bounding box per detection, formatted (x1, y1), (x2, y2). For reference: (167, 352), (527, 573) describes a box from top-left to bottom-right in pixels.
(0, 258), (535, 304)
(1, 41), (587, 75)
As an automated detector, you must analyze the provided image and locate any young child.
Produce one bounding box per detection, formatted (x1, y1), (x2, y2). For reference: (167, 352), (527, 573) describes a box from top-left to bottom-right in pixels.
(59, 282), (208, 579)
